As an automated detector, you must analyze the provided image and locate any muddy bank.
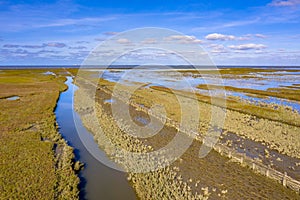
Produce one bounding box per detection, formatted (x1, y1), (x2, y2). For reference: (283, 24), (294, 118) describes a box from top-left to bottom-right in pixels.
(98, 77), (300, 160)
(56, 77), (137, 200)
(75, 84), (209, 199)
(97, 76), (300, 188)
(74, 78), (300, 199)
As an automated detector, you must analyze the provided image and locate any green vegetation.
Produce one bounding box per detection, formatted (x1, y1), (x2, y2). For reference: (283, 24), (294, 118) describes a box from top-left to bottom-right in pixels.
(0, 69), (79, 199)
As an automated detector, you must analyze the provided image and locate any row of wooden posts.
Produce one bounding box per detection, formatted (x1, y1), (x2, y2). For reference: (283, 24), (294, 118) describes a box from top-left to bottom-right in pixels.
(98, 86), (300, 195)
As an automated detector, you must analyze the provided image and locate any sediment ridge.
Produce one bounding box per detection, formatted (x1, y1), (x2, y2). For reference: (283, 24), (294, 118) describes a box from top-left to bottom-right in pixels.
(74, 77), (300, 199)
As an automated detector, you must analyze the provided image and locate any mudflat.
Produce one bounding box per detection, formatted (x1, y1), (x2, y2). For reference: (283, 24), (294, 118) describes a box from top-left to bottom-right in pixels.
(74, 68), (300, 199)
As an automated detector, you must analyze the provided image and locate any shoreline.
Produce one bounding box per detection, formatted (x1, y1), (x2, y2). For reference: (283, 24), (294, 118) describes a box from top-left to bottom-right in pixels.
(74, 84), (209, 199)
(54, 76), (82, 199)
(57, 75), (137, 200)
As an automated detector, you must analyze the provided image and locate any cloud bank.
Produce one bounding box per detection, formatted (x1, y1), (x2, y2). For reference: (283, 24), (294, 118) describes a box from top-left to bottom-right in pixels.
(269, 0), (300, 6)
(228, 43), (267, 50)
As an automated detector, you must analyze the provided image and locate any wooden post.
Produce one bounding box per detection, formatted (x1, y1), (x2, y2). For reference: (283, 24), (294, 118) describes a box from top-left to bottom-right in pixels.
(282, 172), (287, 187)
(266, 169), (269, 177)
(228, 151), (232, 158)
(252, 162), (255, 170)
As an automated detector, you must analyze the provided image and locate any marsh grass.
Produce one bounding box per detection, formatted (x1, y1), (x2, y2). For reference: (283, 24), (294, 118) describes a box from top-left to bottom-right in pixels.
(96, 75), (300, 159)
(97, 77), (300, 127)
(197, 84), (300, 102)
(179, 68), (287, 76)
(0, 69), (79, 199)
(74, 79), (300, 199)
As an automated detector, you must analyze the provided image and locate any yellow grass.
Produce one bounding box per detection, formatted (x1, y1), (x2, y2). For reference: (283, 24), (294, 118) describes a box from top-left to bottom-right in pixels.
(0, 69), (79, 199)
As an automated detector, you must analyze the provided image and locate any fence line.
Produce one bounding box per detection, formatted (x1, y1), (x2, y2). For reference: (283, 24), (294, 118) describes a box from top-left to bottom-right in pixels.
(96, 85), (300, 194)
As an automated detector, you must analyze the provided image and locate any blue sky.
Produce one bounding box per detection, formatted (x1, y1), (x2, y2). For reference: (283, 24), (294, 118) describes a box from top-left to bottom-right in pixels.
(0, 0), (300, 65)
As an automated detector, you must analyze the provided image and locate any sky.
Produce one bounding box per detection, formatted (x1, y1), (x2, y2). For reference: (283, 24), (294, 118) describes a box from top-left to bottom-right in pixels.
(0, 0), (300, 66)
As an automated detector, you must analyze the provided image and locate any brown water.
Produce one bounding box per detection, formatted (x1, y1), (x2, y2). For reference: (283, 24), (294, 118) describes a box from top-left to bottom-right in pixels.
(55, 77), (136, 200)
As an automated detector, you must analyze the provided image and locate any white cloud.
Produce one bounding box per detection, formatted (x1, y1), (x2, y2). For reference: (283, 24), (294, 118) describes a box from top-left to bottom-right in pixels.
(209, 44), (228, 53)
(237, 34), (267, 40)
(165, 35), (203, 44)
(255, 34), (267, 38)
(205, 33), (267, 41)
(116, 38), (131, 44)
(228, 43), (267, 50)
(269, 0), (300, 6)
(142, 38), (157, 44)
(205, 33), (235, 41)
(237, 36), (251, 41)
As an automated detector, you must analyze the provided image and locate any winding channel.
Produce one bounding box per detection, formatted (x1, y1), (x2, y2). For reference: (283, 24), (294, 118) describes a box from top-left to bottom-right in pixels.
(55, 77), (136, 200)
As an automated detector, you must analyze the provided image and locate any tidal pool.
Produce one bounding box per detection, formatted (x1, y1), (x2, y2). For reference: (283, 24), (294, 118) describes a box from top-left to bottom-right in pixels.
(92, 68), (300, 112)
(6, 96), (20, 100)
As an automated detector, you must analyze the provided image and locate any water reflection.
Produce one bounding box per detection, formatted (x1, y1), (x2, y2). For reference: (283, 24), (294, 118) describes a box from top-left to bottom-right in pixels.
(55, 77), (136, 200)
